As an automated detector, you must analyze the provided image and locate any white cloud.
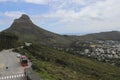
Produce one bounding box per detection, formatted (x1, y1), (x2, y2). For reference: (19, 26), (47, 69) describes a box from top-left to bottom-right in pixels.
(48, 0), (120, 20)
(0, 0), (17, 2)
(0, 11), (26, 31)
(23, 0), (50, 4)
(0, 0), (7, 2)
(0, 0), (50, 4)
(4, 11), (26, 18)
(80, 0), (120, 18)
(38, 0), (120, 34)
(72, 0), (98, 5)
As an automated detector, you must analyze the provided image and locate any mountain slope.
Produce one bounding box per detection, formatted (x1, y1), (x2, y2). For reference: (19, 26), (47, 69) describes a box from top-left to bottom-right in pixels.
(70, 31), (120, 41)
(15, 44), (120, 80)
(4, 14), (71, 46)
(82, 31), (120, 40)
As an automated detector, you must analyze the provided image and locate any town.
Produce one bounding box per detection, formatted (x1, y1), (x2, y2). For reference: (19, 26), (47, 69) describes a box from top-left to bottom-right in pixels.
(55, 40), (120, 66)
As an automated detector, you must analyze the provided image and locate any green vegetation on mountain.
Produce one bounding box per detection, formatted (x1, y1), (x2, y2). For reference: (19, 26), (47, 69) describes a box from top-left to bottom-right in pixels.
(0, 32), (18, 50)
(15, 44), (120, 80)
(4, 14), (72, 47)
(79, 31), (120, 41)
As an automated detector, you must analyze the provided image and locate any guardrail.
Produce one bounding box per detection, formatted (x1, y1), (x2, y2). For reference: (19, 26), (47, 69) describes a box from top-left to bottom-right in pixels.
(24, 68), (42, 80)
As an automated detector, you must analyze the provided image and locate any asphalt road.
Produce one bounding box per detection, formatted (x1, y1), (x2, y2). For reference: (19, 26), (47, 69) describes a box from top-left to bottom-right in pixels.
(0, 49), (26, 80)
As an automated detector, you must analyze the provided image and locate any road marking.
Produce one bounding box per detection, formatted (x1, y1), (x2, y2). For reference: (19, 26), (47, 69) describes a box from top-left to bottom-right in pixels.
(0, 73), (25, 80)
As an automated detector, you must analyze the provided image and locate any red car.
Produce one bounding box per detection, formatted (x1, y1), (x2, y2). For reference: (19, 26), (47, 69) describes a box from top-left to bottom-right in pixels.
(20, 55), (28, 66)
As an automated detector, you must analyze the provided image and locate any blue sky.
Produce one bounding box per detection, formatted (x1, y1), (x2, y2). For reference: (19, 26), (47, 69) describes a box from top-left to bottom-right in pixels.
(0, 0), (120, 35)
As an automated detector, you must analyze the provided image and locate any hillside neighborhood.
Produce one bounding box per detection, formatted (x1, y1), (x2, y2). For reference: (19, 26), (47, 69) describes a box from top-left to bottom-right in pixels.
(56, 40), (120, 66)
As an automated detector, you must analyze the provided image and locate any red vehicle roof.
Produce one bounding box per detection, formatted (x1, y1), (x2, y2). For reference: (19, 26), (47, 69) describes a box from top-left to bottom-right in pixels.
(21, 55), (27, 58)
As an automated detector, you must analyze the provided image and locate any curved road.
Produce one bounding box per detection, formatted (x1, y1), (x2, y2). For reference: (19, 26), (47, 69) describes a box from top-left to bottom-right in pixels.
(0, 50), (26, 80)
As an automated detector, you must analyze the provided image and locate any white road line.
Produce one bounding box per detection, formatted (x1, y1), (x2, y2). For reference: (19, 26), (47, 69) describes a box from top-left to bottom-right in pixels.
(0, 74), (25, 80)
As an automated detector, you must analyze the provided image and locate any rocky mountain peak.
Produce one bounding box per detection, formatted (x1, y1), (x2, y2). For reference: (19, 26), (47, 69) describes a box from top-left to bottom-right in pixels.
(19, 14), (30, 20)
(14, 14), (32, 23)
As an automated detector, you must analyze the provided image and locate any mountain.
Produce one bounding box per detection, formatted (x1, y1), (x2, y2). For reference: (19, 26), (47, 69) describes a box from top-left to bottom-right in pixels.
(79, 31), (120, 41)
(3, 14), (120, 47)
(4, 14), (72, 47)
(69, 31), (120, 42)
